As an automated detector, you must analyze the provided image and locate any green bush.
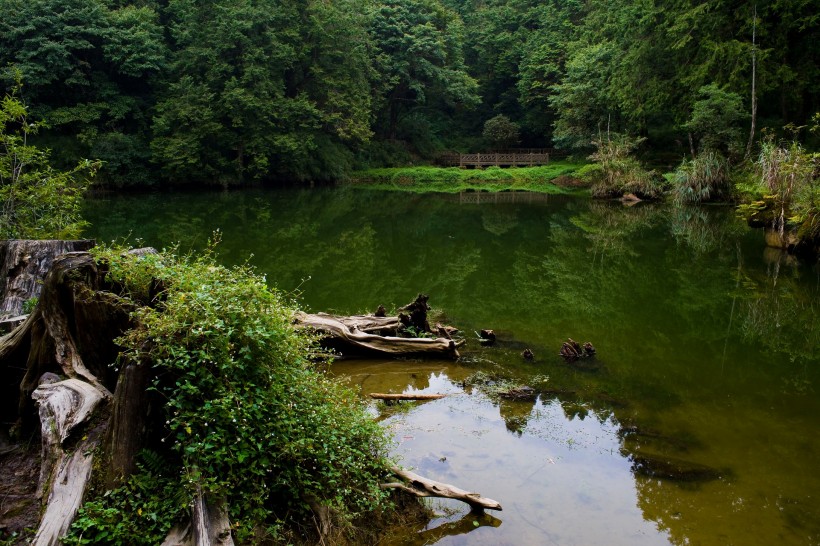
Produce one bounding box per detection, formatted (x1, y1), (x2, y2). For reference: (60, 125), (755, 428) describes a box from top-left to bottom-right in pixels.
(672, 151), (732, 204)
(587, 133), (665, 199)
(757, 139), (819, 240)
(66, 242), (392, 544)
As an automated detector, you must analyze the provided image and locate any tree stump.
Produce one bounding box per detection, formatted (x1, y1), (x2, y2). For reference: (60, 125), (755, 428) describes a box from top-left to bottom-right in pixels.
(0, 240), (95, 320)
(559, 338), (596, 360)
(399, 293), (432, 333)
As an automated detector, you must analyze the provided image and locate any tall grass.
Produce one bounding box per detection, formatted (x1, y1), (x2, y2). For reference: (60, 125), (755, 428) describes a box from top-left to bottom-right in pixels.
(587, 133), (665, 199)
(757, 140), (819, 240)
(672, 151), (731, 205)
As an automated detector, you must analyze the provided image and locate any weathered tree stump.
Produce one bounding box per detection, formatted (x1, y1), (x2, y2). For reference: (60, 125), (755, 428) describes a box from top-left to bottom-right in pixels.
(478, 329), (496, 345)
(559, 338), (596, 360)
(1, 249), (234, 544)
(399, 293), (432, 333)
(0, 240), (95, 320)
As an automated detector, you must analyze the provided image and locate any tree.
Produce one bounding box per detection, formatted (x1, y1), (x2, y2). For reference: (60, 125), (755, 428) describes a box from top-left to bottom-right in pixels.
(683, 84), (746, 156)
(482, 114), (520, 150)
(0, 0), (167, 186)
(369, 0), (479, 140)
(153, 0), (376, 184)
(549, 42), (617, 150)
(0, 78), (99, 239)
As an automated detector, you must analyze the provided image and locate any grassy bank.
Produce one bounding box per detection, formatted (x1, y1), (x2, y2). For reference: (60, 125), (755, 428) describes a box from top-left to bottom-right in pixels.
(346, 161), (589, 194)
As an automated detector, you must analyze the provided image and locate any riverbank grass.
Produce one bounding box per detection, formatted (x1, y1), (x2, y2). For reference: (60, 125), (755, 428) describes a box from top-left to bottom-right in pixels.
(347, 161), (588, 194)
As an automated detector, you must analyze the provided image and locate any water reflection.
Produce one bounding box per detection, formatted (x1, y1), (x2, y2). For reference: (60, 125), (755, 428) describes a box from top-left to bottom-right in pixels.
(338, 366), (672, 545)
(84, 189), (820, 545)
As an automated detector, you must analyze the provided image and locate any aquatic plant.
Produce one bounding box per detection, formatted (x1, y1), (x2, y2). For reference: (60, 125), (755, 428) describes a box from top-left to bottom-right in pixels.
(737, 137), (819, 250)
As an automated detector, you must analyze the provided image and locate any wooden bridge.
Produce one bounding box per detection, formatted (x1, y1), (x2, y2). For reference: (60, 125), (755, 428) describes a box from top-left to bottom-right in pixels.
(438, 149), (559, 168)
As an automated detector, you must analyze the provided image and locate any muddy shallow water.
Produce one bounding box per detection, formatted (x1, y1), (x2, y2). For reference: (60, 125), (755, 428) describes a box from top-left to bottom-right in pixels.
(85, 188), (820, 545)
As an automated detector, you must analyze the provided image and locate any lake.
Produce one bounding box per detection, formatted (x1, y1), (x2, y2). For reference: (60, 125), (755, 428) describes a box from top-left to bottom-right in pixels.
(84, 188), (820, 545)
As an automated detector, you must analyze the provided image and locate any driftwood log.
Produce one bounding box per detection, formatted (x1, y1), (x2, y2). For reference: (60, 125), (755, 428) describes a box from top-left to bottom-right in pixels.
(294, 312), (462, 359)
(399, 293), (432, 333)
(559, 338), (596, 360)
(382, 466), (502, 512)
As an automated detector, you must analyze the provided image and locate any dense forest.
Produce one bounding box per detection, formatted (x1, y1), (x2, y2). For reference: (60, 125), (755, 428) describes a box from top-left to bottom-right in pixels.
(0, 0), (818, 186)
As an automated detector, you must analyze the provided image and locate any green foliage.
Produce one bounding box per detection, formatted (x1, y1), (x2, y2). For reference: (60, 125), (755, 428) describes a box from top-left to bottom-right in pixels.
(1, 0), (818, 183)
(152, 0), (376, 184)
(683, 84), (746, 155)
(754, 138), (819, 241)
(349, 160), (587, 193)
(0, 0), (167, 183)
(0, 77), (99, 239)
(64, 454), (188, 546)
(550, 42), (617, 151)
(672, 151), (732, 205)
(369, 0), (479, 139)
(22, 297), (38, 314)
(78, 242), (392, 543)
(482, 114), (520, 150)
(587, 133), (665, 199)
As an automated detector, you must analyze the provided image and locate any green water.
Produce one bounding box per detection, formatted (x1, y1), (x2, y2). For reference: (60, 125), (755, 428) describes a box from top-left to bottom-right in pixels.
(84, 188), (820, 545)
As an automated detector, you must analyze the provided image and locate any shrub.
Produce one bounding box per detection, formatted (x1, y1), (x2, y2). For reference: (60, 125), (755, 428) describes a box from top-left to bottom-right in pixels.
(757, 139), (818, 238)
(672, 151), (732, 205)
(66, 242), (392, 544)
(482, 115), (520, 150)
(588, 133), (665, 199)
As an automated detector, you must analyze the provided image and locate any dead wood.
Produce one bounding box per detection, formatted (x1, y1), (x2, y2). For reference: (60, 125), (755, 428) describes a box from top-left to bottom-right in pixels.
(478, 329), (496, 345)
(0, 249), (152, 543)
(32, 377), (106, 494)
(294, 312), (460, 359)
(11, 252), (135, 436)
(160, 490), (234, 546)
(30, 376), (108, 546)
(381, 466), (502, 511)
(399, 293), (431, 333)
(0, 240), (95, 320)
(370, 393), (446, 401)
(559, 338), (596, 360)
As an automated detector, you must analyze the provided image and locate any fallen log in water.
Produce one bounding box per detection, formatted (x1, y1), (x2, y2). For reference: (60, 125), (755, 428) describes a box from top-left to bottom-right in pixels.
(294, 312), (461, 359)
(370, 393), (447, 401)
(382, 466), (502, 512)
